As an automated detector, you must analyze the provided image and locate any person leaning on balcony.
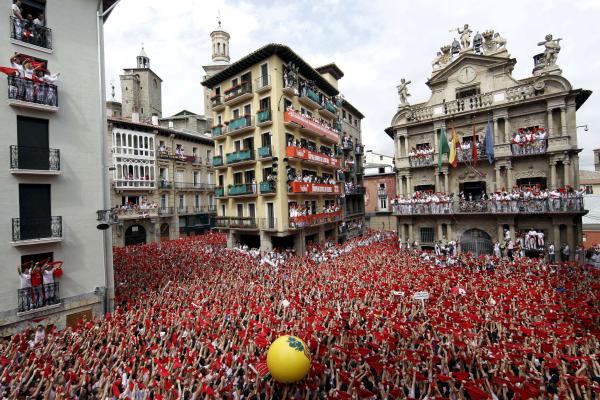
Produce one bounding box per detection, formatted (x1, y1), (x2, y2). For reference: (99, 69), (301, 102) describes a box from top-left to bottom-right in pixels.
(30, 263), (44, 308)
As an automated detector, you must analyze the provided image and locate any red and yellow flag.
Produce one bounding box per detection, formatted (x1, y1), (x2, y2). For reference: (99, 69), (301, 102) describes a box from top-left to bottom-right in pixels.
(449, 128), (459, 168)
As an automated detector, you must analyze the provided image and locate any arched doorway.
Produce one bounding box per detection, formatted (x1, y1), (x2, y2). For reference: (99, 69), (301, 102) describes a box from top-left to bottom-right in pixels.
(461, 228), (493, 256)
(160, 223), (170, 241)
(125, 224), (146, 246)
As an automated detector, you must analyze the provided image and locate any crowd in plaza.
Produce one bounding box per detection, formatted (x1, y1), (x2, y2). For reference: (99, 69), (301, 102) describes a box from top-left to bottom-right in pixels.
(392, 186), (585, 215)
(2, 231), (599, 399)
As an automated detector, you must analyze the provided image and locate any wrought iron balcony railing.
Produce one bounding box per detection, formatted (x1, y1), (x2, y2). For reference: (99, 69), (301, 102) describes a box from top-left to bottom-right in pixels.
(216, 216), (258, 229)
(10, 145), (60, 172)
(260, 181), (276, 194)
(211, 125), (224, 138)
(10, 16), (52, 50)
(226, 116), (254, 134)
(392, 197), (586, 215)
(255, 75), (271, 91)
(18, 282), (60, 313)
(224, 81), (252, 102)
(215, 186), (225, 197)
(12, 216), (62, 242)
(409, 155), (434, 167)
(257, 146), (272, 158)
(213, 155), (224, 167)
(289, 210), (341, 229)
(511, 139), (548, 156)
(226, 149), (254, 164)
(228, 183), (256, 196)
(257, 109), (272, 124)
(158, 207), (174, 216)
(8, 76), (58, 107)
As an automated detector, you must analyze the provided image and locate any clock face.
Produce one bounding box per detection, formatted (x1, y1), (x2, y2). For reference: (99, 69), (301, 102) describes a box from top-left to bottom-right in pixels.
(458, 66), (476, 84)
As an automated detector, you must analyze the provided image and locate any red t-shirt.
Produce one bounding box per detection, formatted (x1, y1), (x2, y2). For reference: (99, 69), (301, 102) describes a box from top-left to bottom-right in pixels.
(31, 270), (43, 286)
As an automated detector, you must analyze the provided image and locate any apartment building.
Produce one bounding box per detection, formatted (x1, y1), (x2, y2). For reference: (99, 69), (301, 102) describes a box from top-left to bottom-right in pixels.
(0, 0), (118, 334)
(202, 43), (364, 253)
(106, 50), (215, 246)
(387, 27), (591, 254)
(363, 151), (396, 230)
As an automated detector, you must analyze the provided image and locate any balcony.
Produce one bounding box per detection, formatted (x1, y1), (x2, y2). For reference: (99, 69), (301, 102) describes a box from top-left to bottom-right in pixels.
(228, 183), (256, 196)
(289, 210), (342, 229)
(457, 146), (486, 163)
(10, 16), (53, 52)
(174, 182), (216, 191)
(511, 139), (548, 157)
(226, 116), (254, 135)
(260, 180), (276, 194)
(288, 181), (341, 195)
(216, 216), (258, 229)
(298, 87), (321, 109)
(224, 82), (253, 106)
(159, 180), (172, 189)
(345, 208), (365, 217)
(377, 189), (388, 197)
(114, 179), (155, 190)
(114, 207), (159, 220)
(177, 205), (189, 214)
(211, 125), (224, 138)
(12, 216), (62, 246)
(409, 154), (434, 168)
(9, 146), (60, 175)
(210, 95), (225, 111)
(212, 156), (224, 167)
(215, 186), (225, 197)
(255, 75), (271, 93)
(18, 283), (60, 315)
(319, 101), (338, 120)
(409, 82), (546, 123)
(355, 145), (364, 155)
(345, 186), (366, 195)
(190, 205), (217, 214)
(226, 149), (254, 166)
(284, 109), (340, 143)
(159, 207), (174, 216)
(7, 76), (58, 111)
(257, 146), (272, 159)
(286, 146), (340, 168)
(341, 140), (354, 151)
(392, 198), (586, 216)
(256, 109), (272, 126)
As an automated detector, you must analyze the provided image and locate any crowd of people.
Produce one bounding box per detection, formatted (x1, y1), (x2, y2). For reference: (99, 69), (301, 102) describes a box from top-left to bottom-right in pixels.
(16, 259), (63, 313)
(286, 137), (337, 158)
(285, 106), (340, 135)
(288, 204), (341, 228)
(287, 168), (337, 186)
(0, 54), (59, 107)
(408, 146), (434, 167)
(11, 1), (48, 48)
(511, 127), (548, 156)
(457, 140), (485, 163)
(2, 231), (598, 399)
(392, 186), (586, 215)
(113, 201), (159, 216)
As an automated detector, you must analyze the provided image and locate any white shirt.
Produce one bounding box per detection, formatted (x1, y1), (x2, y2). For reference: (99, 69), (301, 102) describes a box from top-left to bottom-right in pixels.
(20, 271), (31, 289)
(43, 269), (54, 285)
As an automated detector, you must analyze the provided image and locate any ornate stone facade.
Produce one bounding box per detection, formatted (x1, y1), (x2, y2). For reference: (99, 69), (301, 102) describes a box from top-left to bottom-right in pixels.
(387, 27), (591, 254)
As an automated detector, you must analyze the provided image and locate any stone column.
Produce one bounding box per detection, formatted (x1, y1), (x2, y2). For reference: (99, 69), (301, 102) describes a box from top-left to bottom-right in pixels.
(400, 224), (406, 241)
(433, 129), (439, 151)
(406, 174), (412, 194)
(404, 136), (409, 158)
(497, 225), (504, 243)
(560, 107), (567, 136)
(563, 159), (571, 186)
(397, 137), (403, 158)
(437, 224), (443, 242)
(509, 224), (516, 241)
(447, 224), (453, 241)
(408, 223), (413, 241)
(547, 109), (554, 137)
(398, 175), (404, 197)
(553, 224), (560, 247)
(567, 224), (575, 253)
(493, 119), (499, 143)
(549, 161), (557, 189)
(504, 117), (511, 143)
(444, 172), (449, 193)
(506, 166), (513, 189)
(495, 165), (501, 191)
(435, 171), (440, 192)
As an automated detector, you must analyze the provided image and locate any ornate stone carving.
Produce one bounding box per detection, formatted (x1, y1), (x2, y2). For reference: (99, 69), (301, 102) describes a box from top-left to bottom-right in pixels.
(397, 78), (412, 107)
(537, 34), (562, 67)
(514, 169), (547, 179)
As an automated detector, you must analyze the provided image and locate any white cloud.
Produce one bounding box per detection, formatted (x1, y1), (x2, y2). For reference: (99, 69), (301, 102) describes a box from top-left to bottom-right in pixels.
(104, 0), (600, 167)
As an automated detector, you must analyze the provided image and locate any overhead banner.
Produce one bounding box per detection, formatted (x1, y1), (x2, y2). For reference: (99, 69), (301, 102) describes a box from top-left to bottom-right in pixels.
(289, 181), (341, 194)
(286, 146), (340, 168)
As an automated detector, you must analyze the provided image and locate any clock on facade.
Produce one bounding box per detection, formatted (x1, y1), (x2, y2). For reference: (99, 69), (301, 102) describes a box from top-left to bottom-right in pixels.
(457, 66), (477, 84)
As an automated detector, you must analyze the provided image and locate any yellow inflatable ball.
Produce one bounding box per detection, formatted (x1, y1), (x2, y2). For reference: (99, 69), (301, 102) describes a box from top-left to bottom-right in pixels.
(266, 335), (311, 383)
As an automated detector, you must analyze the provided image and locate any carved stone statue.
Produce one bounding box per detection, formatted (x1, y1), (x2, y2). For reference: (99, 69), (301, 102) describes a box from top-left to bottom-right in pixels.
(439, 45), (452, 66)
(397, 78), (412, 106)
(456, 24), (473, 49)
(451, 38), (461, 55)
(538, 34), (562, 67)
(472, 31), (483, 53)
(492, 32), (507, 50)
(432, 51), (442, 69)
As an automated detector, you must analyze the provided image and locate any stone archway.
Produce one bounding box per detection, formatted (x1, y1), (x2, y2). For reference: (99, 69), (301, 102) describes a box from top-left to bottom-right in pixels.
(124, 224), (146, 246)
(461, 228), (493, 256)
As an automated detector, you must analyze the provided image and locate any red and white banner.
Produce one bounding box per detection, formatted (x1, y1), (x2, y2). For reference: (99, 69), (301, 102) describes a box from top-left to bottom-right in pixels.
(286, 146), (340, 168)
(284, 110), (340, 142)
(289, 211), (342, 227)
(290, 181), (341, 194)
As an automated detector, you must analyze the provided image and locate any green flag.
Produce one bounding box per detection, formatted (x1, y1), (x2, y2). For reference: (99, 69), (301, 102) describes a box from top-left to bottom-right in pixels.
(438, 127), (450, 172)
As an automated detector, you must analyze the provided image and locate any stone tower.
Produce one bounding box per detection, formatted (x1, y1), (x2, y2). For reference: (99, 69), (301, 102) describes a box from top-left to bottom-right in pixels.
(594, 149), (600, 172)
(202, 19), (231, 118)
(120, 45), (163, 121)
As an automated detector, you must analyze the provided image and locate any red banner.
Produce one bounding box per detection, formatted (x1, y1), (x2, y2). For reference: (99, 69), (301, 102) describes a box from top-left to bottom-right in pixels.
(290, 181), (341, 194)
(289, 211), (342, 227)
(284, 110), (340, 142)
(286, 146), (340, 168)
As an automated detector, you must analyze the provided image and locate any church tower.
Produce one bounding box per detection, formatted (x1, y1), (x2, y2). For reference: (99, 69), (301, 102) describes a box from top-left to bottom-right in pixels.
(202, 18), (231, 118)
(120, 45), (163, 121)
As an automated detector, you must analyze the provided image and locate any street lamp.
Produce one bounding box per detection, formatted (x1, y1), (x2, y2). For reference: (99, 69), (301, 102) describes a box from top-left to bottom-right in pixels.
(577, 125), (588, 132)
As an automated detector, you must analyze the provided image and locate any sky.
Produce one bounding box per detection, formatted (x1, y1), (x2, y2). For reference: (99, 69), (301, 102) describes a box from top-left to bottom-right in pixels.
(104, 0), (600, 169)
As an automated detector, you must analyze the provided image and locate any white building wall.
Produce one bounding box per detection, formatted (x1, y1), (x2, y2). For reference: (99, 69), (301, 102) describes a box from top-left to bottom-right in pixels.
(0, 0), (109, 334)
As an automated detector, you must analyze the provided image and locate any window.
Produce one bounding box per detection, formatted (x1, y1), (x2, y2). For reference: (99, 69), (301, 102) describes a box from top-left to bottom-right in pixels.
(18, 184), (51, 240)
(233, 108), (240, 119)
(585, 185), (594, 194)
(420, 227), (435, 244)
(153, 79), (158, 88)
(259, 97), (271, 110)
(221, 204), (226, 217)
(236, 203), (244, 217)
(284, 98), (292, 109)
(378, 167), (385, 174)
(380, 155), (384, 161)
(160, 194), (167, 208)
(178, 195), (185, 210)
(261, 132), (272, 147)
(243, 104), (251, 116)
(456, 85), (480, 99)
(193, 171), (200, 185)
(194, 194), (200, 208)
(218, 175), (224, 186)
(342, 110), (346, 119)
(379, 197), (387, 211)
(233, 172), (243, 185)
(244, 170), (255, 183)
(234, 140), (241, 152)
(248, 203), (256, 219)
(242, 137), (254, 150)
(16, 116), (49, 170)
